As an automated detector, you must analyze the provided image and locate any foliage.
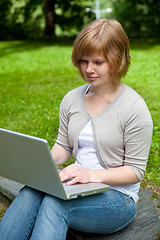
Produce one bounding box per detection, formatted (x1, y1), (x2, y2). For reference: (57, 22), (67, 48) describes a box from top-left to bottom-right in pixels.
(0, 39), (159, 186)
(0, 0), (160, 40)
(112, 0), (160, 38)
(0, 0), (12, 38)
(0, 0), (43, 40)
(0, 0), (94, 40)
(55, 0), (94, 36)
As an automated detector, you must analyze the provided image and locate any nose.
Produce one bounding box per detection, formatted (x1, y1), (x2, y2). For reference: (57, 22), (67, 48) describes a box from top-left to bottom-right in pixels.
(86, 62), (95, 74)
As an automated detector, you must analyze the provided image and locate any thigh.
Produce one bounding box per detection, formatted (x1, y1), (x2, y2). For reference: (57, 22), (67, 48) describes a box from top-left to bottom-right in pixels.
(0, 186), (44, 240)
(31, 189), (136, 239)
(63, 189), (136, 234)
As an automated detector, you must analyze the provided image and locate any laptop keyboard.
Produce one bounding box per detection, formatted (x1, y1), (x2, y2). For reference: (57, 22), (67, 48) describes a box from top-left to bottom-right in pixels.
(63, 182), (91, 192)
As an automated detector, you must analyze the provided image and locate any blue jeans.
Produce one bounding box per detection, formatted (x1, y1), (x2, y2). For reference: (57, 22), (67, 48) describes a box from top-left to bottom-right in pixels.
(0, 186), (136, 240)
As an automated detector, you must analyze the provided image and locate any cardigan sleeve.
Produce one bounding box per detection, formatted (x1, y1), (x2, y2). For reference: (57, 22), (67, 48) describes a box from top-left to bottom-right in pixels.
(55, 94), (73, 158)
(123, 98), (153, 181)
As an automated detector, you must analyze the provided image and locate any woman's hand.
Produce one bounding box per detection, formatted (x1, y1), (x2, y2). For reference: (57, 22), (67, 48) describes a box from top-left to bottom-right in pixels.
(59, 164), (90, 185)
(59, 164), (140, 186)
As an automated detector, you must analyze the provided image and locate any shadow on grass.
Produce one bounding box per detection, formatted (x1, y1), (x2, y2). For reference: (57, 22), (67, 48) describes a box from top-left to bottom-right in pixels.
(130, 38), (160, 49)
(0, 37), (160, 58)
(0, 37), (74, 58)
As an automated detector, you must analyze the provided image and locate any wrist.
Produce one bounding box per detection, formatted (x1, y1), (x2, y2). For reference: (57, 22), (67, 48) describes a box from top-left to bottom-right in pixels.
(88, 169), (101, 183)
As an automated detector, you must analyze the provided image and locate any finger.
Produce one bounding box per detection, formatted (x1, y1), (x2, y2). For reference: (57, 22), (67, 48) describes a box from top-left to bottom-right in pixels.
(59, 167), (76, 182)
(67, 177), (79, 186)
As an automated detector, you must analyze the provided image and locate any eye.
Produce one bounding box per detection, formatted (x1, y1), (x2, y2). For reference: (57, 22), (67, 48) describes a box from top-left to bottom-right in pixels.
(80, 59), (88, 64)
(95, 61), (104, 65)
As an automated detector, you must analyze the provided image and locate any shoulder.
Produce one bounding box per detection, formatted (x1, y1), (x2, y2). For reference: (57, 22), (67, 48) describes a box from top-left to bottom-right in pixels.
(60, 84), (88, 111)
(64, 84), (88, 100)
(119, 83), (153, 125)
(122, 84), (144, 104)
(121, 83), (149, 111)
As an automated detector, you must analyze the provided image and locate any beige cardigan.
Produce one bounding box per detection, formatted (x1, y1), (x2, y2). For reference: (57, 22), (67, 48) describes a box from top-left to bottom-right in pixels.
(56, 83), (153, 181)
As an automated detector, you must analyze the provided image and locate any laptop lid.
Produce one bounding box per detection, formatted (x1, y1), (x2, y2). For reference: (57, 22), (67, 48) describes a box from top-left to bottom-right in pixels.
(0, 128), (109, 200)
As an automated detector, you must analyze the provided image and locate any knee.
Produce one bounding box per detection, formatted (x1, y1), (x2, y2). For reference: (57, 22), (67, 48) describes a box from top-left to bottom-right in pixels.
(41, 195), (58, 207)
(18, 186), (44, 203)
(40, 195), (64, 215)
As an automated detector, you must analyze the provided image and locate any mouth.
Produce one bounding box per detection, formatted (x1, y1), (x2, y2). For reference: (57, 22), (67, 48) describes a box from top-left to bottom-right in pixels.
(87, 76), (98, 81)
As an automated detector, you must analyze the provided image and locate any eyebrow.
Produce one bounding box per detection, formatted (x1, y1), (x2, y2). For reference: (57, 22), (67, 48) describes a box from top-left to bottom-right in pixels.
(81, 57), (105, 61)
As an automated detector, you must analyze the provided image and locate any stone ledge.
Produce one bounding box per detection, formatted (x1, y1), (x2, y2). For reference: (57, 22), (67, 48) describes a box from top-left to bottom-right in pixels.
(0, 177), (24, 201)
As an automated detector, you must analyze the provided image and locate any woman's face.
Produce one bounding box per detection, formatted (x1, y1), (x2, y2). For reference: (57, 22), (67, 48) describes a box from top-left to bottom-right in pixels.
(79, 54), (112, 88)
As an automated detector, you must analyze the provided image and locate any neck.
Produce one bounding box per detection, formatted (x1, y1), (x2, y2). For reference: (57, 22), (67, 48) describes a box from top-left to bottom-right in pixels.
(89, 81), (123, 98)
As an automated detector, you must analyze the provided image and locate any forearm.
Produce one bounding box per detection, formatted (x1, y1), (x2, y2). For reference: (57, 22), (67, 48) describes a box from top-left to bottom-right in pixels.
(88, 166), (140, 185)
(60, 164), (140, 186)
(51, 144), (70, 166)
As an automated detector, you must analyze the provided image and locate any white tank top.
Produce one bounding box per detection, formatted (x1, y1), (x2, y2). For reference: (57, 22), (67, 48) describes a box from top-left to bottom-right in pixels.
(75, 120), (104, 169)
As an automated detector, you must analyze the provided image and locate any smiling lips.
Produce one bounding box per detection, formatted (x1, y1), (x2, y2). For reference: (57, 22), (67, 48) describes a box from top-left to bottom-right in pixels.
(87, 75), (98, 80)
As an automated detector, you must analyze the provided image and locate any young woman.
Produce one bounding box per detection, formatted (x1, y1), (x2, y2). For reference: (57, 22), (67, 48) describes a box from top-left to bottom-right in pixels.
(0, 18), (153, 240)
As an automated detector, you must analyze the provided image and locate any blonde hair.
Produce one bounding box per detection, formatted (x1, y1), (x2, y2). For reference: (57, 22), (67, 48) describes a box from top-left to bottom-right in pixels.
(71, 18), (130, 79)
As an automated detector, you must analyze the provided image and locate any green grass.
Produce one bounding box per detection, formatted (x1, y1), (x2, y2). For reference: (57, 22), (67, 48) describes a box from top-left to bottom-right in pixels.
(0, 39), (159, 188)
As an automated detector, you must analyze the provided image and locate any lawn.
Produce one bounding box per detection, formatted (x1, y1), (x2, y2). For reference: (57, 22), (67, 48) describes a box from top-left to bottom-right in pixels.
(0, 39), (159, 189)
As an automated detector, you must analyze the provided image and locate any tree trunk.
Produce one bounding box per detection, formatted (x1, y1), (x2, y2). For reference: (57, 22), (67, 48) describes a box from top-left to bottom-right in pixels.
(43, 0), (55, 38)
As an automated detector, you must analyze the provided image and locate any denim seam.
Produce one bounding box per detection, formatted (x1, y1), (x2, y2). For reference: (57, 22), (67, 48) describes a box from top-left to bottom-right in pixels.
(60, 214), (69, 240)
(55, 200), (70, 240)
(24, 217), (36, 240)
(65, 201), (133, 210)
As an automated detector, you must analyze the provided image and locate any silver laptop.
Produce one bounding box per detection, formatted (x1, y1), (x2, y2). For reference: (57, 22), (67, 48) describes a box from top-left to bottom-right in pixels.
(0, 128), (109, 200)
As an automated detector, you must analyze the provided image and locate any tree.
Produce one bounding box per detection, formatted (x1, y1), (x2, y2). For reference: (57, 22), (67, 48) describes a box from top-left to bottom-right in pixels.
(0, 0), (94, 40)
(43, 0), (56, 38)
(2, 0), (159, 40)
(55, 0), (94, 36)
(0, 0), (12, 39)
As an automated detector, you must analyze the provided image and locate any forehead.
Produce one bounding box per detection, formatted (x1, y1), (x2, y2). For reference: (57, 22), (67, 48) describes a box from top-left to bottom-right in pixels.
(78, 39), (106, 58)
(81, 54), (105, 60)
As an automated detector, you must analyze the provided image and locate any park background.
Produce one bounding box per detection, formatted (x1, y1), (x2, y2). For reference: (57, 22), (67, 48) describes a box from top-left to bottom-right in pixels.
(0, 0), (160, 192)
